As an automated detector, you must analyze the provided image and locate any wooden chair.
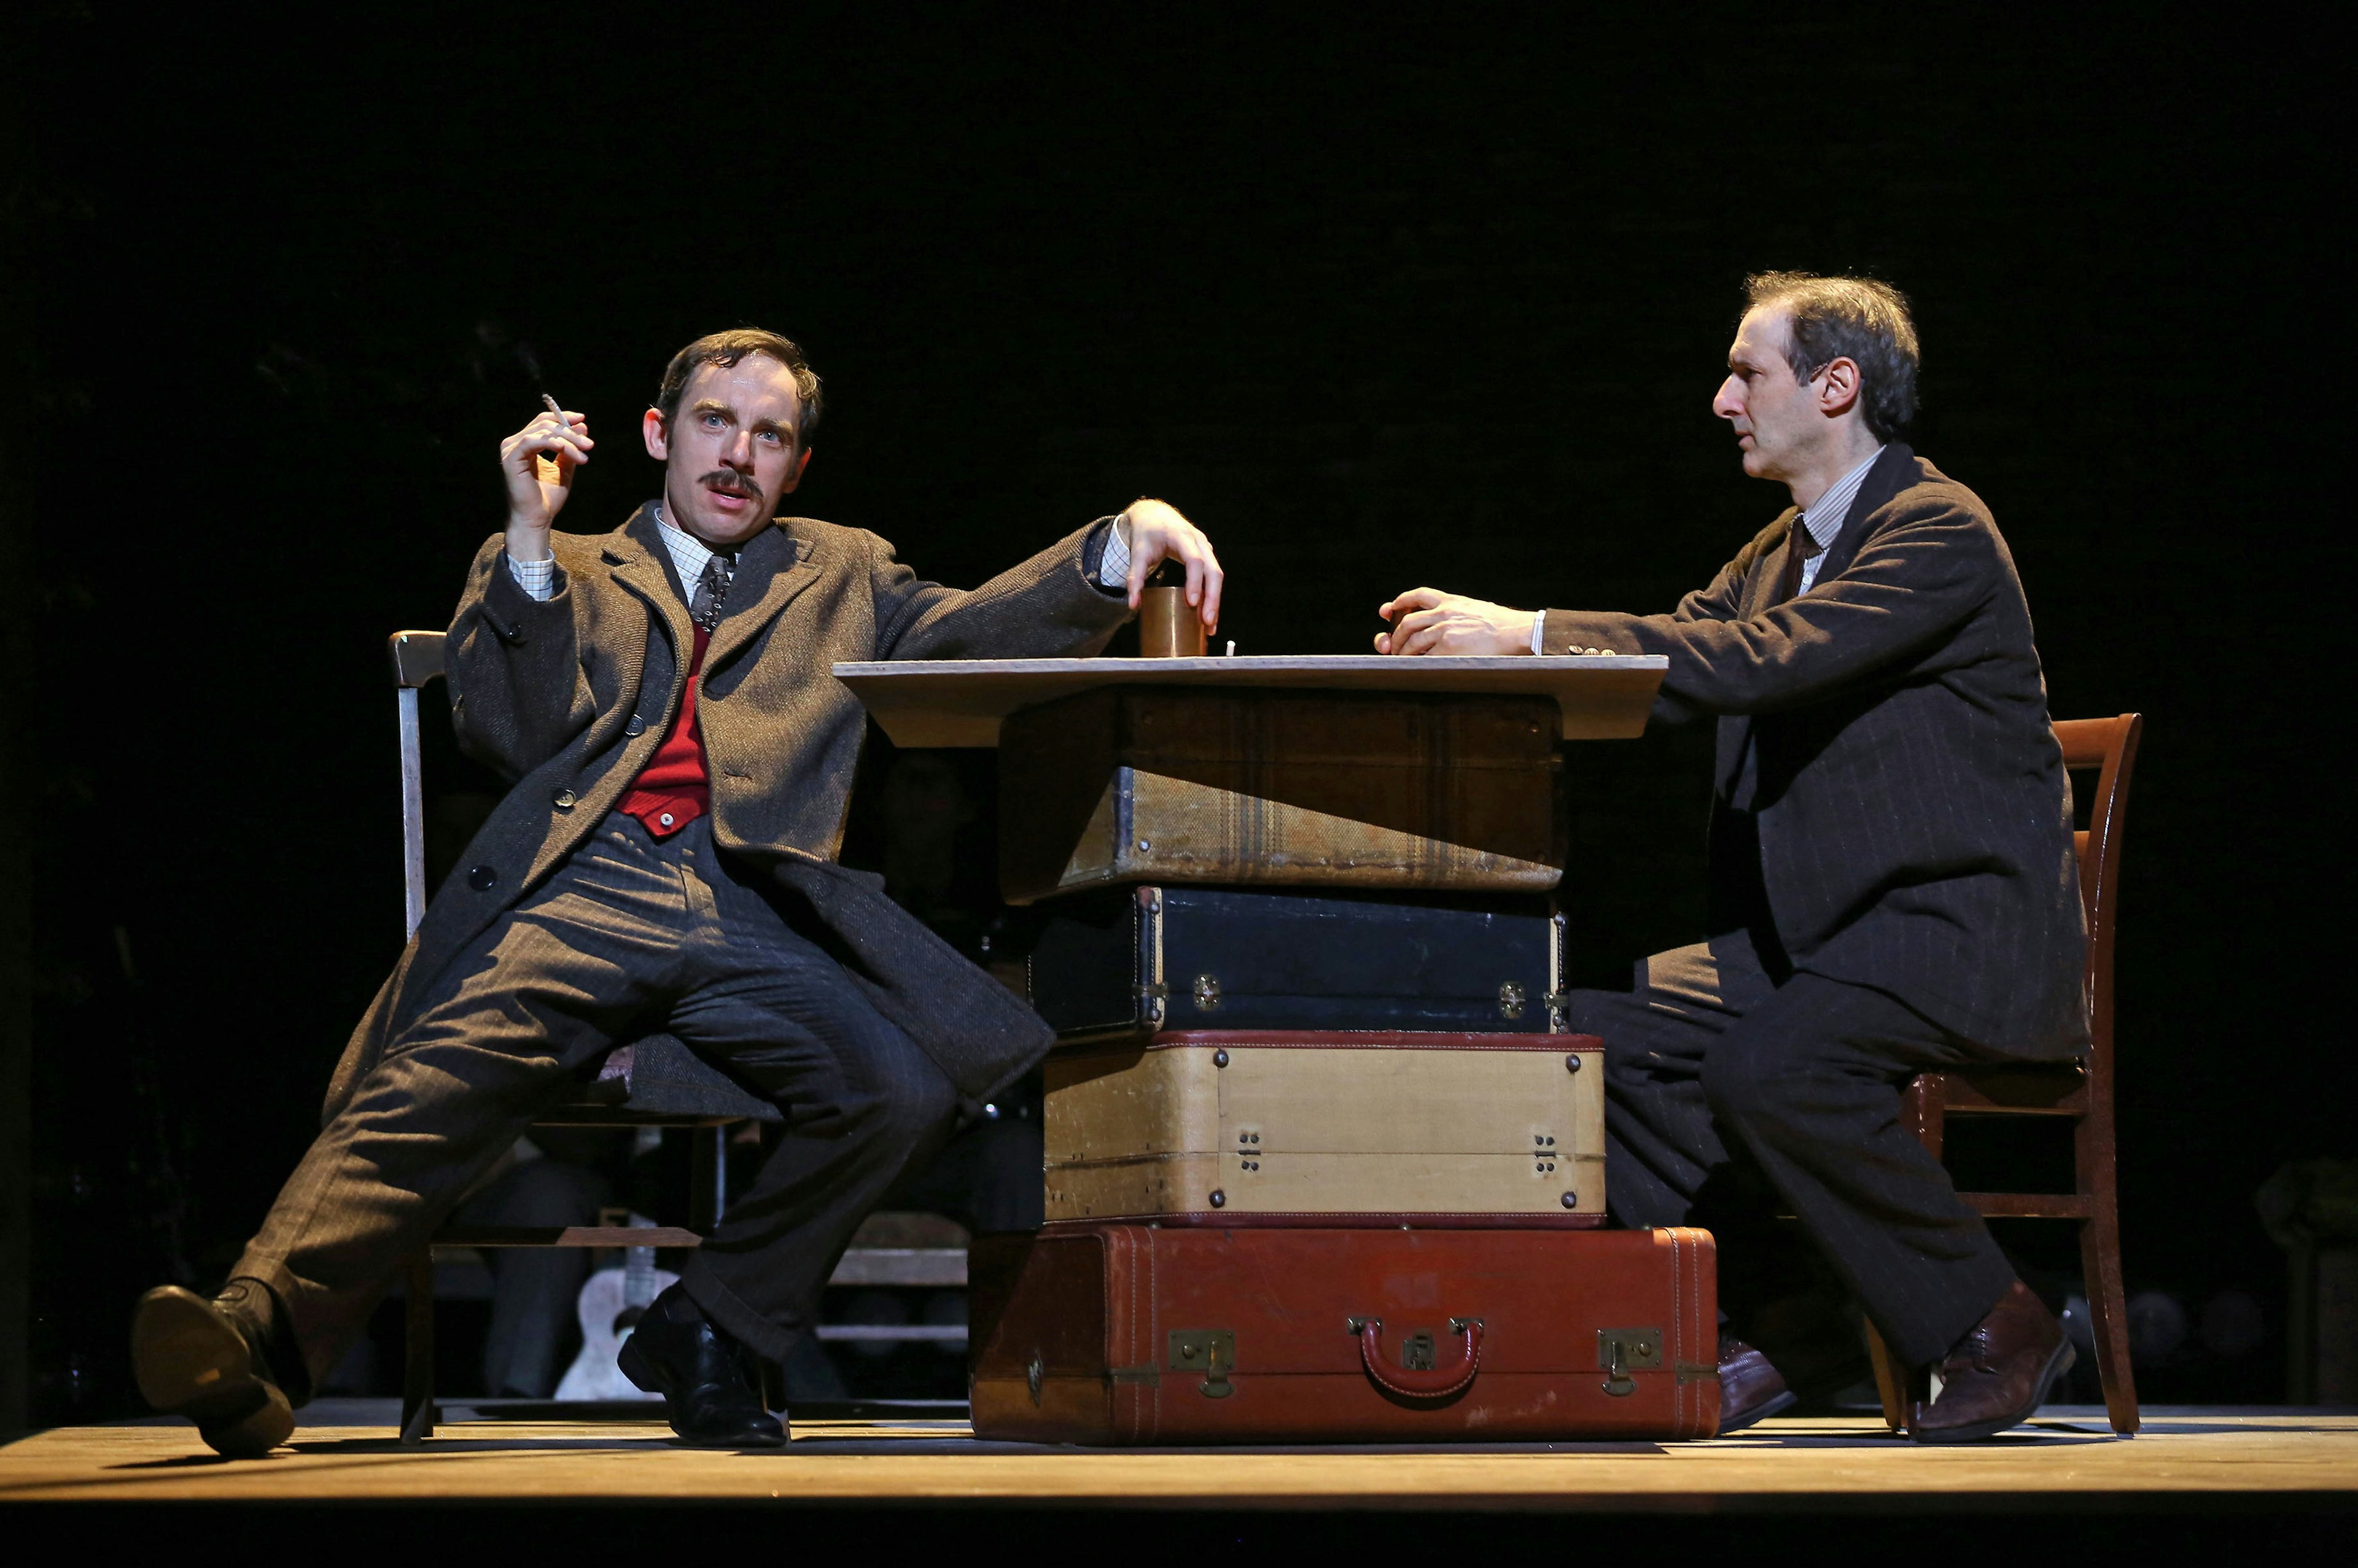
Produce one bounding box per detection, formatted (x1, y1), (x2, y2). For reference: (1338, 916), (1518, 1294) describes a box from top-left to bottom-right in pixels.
(390, 630), (781, 1443)
(1864, 712), (2144, 1437)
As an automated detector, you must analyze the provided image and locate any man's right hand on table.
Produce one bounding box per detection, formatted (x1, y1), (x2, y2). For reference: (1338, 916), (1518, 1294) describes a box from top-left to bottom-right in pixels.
(1375, 586), (1539, 656)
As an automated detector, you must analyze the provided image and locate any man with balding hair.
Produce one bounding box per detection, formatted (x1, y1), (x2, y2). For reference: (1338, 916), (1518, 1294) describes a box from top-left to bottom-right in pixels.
(1377, 275), (2084, 1442)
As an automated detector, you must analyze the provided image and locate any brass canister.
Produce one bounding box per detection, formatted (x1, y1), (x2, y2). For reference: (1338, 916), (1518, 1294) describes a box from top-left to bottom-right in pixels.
(1139, 583), (1208, 658)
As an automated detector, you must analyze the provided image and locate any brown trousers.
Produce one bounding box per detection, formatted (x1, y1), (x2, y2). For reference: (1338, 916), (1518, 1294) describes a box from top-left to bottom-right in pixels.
(234, 811), (960, 1392)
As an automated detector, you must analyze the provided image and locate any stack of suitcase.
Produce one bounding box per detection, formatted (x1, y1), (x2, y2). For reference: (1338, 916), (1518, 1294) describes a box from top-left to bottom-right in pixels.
(970, 685), (1720, 1442)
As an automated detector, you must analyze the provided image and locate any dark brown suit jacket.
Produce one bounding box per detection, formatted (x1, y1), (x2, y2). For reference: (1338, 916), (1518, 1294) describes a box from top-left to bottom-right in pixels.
(328, 503), (1131, 1117)
(1544, 445), (2086, 1058)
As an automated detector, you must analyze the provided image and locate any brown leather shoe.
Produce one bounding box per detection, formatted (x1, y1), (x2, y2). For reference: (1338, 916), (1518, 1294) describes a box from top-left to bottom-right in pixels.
(1911, 1279), (2075, 1444)
(1715, 1334), (1797, 1435)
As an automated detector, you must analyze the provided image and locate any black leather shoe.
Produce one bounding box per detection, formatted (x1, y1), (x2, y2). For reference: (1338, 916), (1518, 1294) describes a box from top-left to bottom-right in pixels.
(618, 1284), (787, 1448)
(131, 1284), (295, 1458)
(1714, 1334), (1798, 1435)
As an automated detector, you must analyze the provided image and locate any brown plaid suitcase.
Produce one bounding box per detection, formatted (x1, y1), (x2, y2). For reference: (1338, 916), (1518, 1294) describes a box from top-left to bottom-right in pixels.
(997, 686), (1566, 904)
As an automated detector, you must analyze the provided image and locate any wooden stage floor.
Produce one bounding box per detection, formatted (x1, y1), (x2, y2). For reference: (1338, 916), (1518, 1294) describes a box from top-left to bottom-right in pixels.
(6, 1402), (2357, 1521)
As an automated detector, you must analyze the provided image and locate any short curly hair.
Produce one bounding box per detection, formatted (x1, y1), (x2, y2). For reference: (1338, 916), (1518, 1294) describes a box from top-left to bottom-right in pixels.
(653, 328), (823, 440)
(1743, 273), (1919, 442)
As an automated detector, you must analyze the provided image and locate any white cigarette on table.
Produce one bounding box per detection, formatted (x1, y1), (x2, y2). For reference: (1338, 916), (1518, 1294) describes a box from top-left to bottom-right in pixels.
(537, 393), (566, 485)
(1224, 640), (1236, 656)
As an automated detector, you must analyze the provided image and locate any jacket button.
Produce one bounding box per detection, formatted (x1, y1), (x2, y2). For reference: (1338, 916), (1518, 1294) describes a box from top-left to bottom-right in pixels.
(626, 716), (647, 737)
(553, 790), (577, 810)
(467, 865), (498, 892)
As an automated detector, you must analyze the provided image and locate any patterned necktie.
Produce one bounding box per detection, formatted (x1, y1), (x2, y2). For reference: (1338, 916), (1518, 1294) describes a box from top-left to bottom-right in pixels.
(689, 550), (736, 631)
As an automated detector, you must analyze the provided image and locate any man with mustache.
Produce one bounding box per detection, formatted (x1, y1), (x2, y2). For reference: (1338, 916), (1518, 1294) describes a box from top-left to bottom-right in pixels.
(132, 328), (1222, 1453)
(1376, 275), (2084, 1443)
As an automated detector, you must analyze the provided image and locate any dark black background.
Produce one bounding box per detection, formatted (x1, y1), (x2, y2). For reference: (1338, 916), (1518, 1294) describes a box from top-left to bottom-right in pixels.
(17, 5), (2342, 1417)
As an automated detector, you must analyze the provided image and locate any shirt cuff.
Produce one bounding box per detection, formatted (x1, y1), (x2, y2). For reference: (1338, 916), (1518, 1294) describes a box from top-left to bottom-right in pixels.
(1097, 514), (1132, 589)
(1528, 608), (1545, 655)
(507, 551), (556, 602)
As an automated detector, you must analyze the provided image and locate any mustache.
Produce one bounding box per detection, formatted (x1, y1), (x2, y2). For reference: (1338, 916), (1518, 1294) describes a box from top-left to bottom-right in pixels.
(698, 468), (760, 499)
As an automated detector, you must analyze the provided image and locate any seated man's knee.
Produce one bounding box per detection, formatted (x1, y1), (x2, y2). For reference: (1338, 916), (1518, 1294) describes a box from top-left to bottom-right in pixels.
(835, 1036), (959, 1148)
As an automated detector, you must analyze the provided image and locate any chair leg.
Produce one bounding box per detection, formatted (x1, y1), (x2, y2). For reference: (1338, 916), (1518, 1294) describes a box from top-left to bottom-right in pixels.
(400, 1251), (436, 1445)
(690, 1124), (729, 1233)
(1905, 1072), (1948, 1162)
(758, 1356), (785, 1415)
(2076, 1104), (2141, 1435)
(1864, 1318), (1909, 1434)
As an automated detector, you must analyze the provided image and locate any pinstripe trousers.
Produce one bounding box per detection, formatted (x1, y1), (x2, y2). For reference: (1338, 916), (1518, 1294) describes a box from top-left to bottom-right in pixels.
(1562, 931), (2019, 1367)
(232, 811), (960, 1394)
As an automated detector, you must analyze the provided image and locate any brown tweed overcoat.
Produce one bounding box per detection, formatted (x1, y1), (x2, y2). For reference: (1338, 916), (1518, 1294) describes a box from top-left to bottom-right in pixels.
(325, 502), (1130, 1117)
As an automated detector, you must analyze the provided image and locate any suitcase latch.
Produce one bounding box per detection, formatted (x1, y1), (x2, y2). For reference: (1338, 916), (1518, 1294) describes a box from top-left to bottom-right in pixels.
(1192, 974), (1223, 1012)
(1169, 1329), (1236, 1398)
(1498, 981), (1527, 1020)
(1597, 1327), (1663, 1397)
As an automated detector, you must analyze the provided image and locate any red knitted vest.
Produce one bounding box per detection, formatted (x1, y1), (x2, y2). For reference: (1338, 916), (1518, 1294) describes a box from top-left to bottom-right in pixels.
(618, 623), (712, 837)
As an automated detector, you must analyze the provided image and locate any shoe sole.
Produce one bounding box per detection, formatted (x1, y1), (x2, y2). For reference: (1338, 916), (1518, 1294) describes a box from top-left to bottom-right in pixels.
(617, 1333), (786, 1449)
(131, 1287), (295, 1459)
(1910, 1340), (2077, 1445)
(1716, 1387), (1800, 1436)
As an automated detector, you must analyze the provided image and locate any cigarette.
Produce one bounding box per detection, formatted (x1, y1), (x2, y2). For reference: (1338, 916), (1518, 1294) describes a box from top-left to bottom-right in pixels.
(537, 393), (565, 483)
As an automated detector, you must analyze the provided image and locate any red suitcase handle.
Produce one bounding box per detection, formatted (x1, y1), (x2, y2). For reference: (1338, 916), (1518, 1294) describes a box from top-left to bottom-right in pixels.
(1352, 1317), (1484, 1399)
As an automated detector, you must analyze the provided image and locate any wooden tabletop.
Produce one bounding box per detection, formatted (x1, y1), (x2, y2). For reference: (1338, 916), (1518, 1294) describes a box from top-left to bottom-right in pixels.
(831, 655), (1670, 748)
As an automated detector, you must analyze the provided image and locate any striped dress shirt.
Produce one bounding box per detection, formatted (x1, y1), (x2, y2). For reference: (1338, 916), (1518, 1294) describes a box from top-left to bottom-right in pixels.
(1792, 446), (1885, 595)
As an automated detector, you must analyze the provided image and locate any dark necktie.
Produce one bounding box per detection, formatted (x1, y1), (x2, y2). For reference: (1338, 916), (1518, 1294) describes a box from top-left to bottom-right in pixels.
(1776, 515), (1826, 604)
(690, 550), (736, 631)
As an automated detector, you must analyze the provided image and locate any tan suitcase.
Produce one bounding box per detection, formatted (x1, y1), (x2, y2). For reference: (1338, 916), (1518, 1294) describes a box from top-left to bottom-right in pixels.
(997, 688), (1565, 904)
(1043, 1030), (1605, 1227)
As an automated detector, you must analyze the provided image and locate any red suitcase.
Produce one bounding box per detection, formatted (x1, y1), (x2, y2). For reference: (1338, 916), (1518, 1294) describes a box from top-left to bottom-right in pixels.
(970, 1224), (1719, 1443)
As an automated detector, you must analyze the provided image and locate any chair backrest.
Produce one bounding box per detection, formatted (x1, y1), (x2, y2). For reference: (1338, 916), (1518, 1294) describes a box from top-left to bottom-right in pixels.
(2052, 713), (2142, 1070)
(391, 631), (450, 942)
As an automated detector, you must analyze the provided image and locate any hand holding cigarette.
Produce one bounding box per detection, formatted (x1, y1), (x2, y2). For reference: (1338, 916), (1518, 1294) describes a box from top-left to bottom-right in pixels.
(533, 394), (567, 486)
(500, 393), (596, 561)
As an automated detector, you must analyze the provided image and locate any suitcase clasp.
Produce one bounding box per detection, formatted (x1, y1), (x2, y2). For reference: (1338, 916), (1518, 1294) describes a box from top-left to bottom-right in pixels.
(1598, 1327), (1664, 1397)
(1498, 981), (1527, 1020)
(1169, 1329), (1236, 1398)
